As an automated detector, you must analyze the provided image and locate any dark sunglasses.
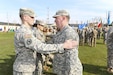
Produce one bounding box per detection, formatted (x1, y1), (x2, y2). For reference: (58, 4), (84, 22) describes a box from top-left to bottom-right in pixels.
(30, 16), (34, 19)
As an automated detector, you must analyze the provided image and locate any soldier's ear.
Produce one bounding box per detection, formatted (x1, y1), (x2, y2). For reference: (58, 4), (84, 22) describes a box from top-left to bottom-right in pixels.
(23, 15), (28, 20)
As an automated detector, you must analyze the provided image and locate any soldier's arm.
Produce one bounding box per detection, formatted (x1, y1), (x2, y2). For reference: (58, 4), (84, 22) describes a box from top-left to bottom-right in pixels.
(64, 29), (80, 72)
(65, 29), (79, 45)
(23, 33), (77, 54)
(107, 32), (113, 50)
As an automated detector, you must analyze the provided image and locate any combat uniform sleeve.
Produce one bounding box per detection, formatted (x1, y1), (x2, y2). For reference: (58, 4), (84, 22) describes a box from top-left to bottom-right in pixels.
(23, 33), (64, 54)
(64, 27), (82, 75)
(107, 31), (113, 50)
(65, 29), (79, 47)
(66, 31), (78, 40)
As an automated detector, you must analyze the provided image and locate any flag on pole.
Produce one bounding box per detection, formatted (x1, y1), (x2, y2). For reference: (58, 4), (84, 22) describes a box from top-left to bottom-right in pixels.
(78, 23), (87, 30)
(98, 20), (102, 28)
(107, 11), (110, 25)
(98, 22), (102, 28)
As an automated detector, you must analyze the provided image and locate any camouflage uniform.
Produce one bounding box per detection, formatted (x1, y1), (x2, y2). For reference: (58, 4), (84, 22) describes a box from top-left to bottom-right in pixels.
(34, 27), (46, 43)
(107, 26), (113, 70)
(51, 25), (83, 75)
(103, 26), (109, 44)
(13, 25), (65, 75)
(91, 29), (97, 47)
(93, 29), (98, 47)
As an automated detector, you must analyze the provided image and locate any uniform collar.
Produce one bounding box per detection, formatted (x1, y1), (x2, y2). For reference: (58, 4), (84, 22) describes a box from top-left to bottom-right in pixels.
(57, 25), (69, 35)
(22, 24), (34, 31)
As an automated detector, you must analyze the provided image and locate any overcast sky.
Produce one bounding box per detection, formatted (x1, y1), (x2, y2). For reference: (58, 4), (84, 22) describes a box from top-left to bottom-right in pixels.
(0, 0), (113, 24)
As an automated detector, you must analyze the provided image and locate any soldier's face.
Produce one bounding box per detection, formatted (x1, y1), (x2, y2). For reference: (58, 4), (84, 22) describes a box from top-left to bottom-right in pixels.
(29, 16), (35, 26)
(37, 24), (44, 31)
(54, 16), (63, 29)
(26, 15), (35, 26)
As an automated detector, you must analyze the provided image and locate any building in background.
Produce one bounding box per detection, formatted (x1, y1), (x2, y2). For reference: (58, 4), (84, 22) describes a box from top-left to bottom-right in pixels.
(0, 22), (20, 32)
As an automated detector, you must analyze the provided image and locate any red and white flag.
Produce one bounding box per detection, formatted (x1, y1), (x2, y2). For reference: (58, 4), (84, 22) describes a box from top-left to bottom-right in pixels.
(98, 20), (102, 28)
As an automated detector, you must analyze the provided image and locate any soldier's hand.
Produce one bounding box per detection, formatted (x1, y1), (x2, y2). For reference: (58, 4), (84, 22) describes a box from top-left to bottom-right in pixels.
(63, 39), (78, 49)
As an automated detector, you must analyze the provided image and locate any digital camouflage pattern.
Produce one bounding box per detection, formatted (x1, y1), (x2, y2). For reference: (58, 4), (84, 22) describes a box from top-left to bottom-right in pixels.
(107, 26), (113, 69)
(50, 25), (83, 75)
(13, 24), (64, 73)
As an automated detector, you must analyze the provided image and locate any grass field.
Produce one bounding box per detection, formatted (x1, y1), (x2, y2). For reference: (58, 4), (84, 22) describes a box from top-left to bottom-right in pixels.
(0, 32), (112, 75)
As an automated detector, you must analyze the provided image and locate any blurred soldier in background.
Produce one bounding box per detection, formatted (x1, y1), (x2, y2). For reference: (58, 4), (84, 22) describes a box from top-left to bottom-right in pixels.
(13, 8), (78, 75)
(87, 26), (97, 47)
(97, 28), (101, 40)
(90, 27), (97, 47)
(103, 26), (109, 44)
(33, 20), (46, 42)
(33, 20), (46, 75)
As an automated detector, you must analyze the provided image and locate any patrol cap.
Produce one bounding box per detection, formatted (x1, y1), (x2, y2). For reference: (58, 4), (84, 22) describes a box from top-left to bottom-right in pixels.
(53, 10), (70, 18)
(35, 20), (46, 26)
(19, 8), (36, 17)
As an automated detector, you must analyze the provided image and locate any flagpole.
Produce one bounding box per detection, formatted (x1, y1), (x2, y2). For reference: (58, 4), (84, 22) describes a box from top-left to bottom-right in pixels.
(47, 7), (49, 24)
(107, 11), (110, 25)
(7, 12), (9, 32)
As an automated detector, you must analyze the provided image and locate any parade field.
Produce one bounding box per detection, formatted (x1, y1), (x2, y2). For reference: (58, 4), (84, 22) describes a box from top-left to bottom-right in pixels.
(0, 32), (113, 75)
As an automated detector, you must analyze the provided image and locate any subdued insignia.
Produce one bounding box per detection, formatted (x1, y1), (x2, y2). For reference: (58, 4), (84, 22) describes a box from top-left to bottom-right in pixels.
(24, 34), (32, 38)
(26, 39), (32, 45)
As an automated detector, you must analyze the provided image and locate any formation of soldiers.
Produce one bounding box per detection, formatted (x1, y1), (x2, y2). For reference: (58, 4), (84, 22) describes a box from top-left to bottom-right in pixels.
(77, 24), (109, 47)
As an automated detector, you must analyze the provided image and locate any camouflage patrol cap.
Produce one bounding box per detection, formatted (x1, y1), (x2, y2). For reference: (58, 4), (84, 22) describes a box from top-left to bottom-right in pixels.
(19, 8), (36, 17)
(53, 10), (70, 18)
(35, 20), (46, 26)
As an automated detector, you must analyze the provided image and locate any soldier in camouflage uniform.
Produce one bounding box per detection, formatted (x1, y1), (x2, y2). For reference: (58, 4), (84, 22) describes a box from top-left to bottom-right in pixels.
(33, 20), (46, 75)
(13, 8), (78, 75)
(103, 26), (109, 44)
(90, 28), (97, 47)
(51, 10), (83, 75)
(107, 24), (113, 73)
(92, 28), (98, 47)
